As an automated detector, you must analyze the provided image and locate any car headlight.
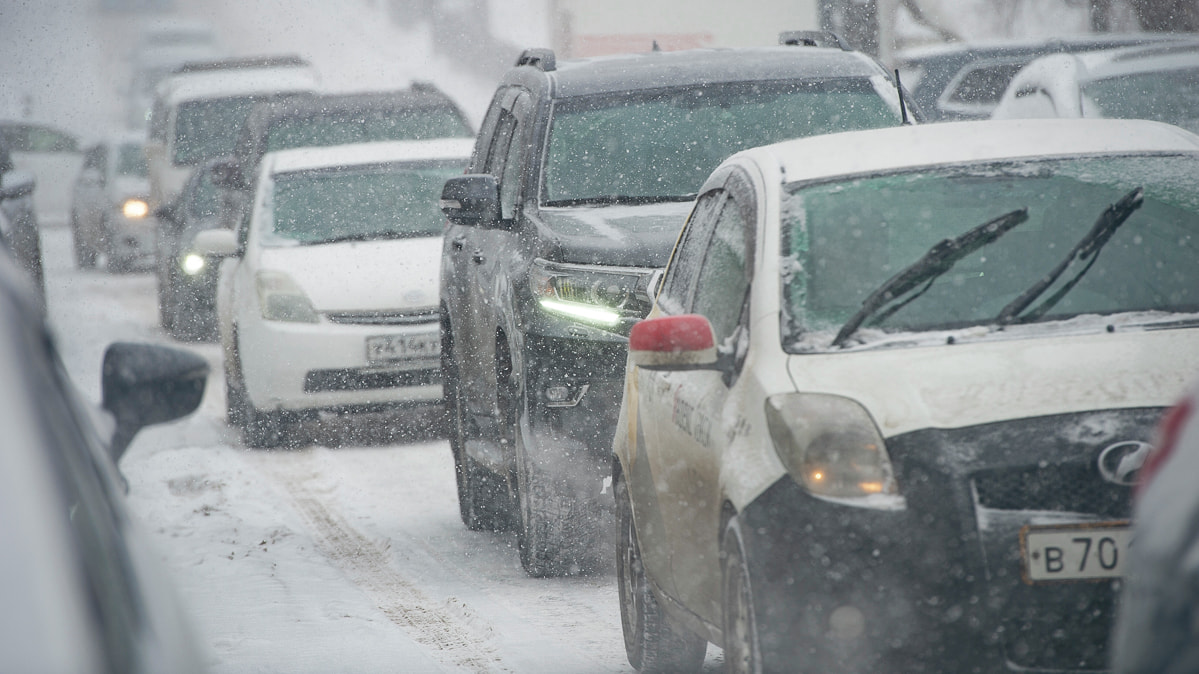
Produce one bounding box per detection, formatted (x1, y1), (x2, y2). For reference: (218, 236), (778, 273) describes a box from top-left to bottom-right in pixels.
(255, 270), (319, 323)
(765, 393), (903, 504)
(121, 198), (149, 219)
(181, 253), (206, 275)
(529, 258), (656, 327)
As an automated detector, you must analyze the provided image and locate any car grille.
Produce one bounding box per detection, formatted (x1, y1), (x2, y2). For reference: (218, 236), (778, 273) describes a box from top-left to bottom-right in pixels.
(304, 367), (441, 393)
(324, 308), (438, 326)
(971, 462), (1131, 519)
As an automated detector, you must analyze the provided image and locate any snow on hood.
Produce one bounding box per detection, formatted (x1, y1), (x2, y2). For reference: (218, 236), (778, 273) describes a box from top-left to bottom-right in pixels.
(537, 201), (692, 267)
(786, 326), (1199, 437)
(258, 236), (441, 312)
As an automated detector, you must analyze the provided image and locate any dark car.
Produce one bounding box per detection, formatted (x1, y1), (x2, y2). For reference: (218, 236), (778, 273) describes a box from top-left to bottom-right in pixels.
(0, 240), (209, 673)
(0, 136), (43, 303)
(211, 85), (474, 211)
(154, 157), (228, 340)
(893, 33), (1186, 121)
(438, 34), (915, 577)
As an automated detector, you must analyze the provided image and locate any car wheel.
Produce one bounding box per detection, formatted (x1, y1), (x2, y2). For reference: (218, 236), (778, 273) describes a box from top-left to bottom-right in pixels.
(444, 320), (514, 531)
(722, 517), (764, 674)
(616, 475), (707, 672)
(71, 213), (96, 269)
(228, 341), (287, 448)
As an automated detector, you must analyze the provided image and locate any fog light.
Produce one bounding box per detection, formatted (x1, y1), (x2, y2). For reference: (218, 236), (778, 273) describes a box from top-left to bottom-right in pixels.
(181, 254), (206, 275)
(543, 383), (589, 408)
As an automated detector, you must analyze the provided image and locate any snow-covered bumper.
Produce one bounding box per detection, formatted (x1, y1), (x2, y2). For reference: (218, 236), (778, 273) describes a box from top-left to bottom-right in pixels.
(738, 407), (1159, 673)
(240, 316), (442, 413)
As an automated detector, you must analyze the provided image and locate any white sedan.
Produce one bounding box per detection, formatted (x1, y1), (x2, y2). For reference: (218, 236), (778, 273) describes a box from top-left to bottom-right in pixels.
(195, 138), (472, 447)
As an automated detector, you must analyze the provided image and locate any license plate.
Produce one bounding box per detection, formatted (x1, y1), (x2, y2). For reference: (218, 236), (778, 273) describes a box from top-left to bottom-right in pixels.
(1020, 521), (1131, 584)
(365, 333), (440, 363)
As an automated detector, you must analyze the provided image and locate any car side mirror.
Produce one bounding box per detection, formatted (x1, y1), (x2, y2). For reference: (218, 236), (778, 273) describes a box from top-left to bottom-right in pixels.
(440, 174), (499, 227)
(102, 342), (208, 463)
(629, 314), (720, 371)
(209, 158), (249, 192)
(191, 228), (240, 257)
(0, 170), (36, 200)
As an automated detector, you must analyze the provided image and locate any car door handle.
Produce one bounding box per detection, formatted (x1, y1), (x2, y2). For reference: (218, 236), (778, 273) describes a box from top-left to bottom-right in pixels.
(472, 250), (485, 264)
(451, 235), (466, 251)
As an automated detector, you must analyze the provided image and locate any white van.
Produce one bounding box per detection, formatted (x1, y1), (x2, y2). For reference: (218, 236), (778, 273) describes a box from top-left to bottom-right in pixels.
(145, 56), (318, 210)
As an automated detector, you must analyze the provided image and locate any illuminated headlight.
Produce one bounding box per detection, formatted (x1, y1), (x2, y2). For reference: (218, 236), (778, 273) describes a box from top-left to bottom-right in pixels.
(255, 270), (319, 323)
(122, 198), (149, 219)
(529, 258), (655, 327)
(181, 253), (206, 275)
(765, 393), (902, 504)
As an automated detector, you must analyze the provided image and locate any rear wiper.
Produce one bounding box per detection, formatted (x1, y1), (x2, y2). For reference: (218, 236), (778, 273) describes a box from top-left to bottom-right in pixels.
(995, 187), (1143, 326)
(831, 207), (1029, 348)
(542, 194), (695, 207)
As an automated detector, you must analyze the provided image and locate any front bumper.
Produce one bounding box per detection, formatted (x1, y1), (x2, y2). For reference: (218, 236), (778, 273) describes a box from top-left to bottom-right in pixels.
(240, 316), (443, 413)
(107, 212), (157, 263)
(736, 408), (1160, 673)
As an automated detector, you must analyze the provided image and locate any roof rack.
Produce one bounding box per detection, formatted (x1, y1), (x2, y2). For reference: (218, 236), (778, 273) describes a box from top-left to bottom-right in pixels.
(172, 54), (311, 75)
(779, 31), (853, 51)
(515, 48), (556, 72)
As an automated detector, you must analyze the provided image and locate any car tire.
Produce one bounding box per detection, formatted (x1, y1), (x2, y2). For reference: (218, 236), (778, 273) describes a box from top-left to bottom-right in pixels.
(722, 516), (764, 674)
(71, 213), (97, 269)
(616, 476), (707, 672)
(227, 341), (287, 449)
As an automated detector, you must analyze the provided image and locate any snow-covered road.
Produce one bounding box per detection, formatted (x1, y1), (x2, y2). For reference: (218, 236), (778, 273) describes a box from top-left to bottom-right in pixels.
(3, 0), (723, 670)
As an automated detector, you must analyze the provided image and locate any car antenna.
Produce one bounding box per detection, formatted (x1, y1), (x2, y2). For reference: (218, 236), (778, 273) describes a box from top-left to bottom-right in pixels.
(894, 69), (912, 125)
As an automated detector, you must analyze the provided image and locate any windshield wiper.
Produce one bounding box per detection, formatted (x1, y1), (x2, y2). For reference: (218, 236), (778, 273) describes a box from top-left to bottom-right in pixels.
(831, 207), (1029, 348)
(542, 194), (696, 207)
(301, 230), (415, 246)
(995, 187), (1143, 326)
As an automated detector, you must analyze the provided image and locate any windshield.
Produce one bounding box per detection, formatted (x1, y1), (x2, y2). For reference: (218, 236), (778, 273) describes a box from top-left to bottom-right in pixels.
(172, 95), (261, 165)
(780, 154), (1199, 350)
(264, 160), (463, 245)
(265, 108), (471, 153)
(543, 78), (900, 205)
(116, 143), (147, 177)
(1083, 67), (1199, 134)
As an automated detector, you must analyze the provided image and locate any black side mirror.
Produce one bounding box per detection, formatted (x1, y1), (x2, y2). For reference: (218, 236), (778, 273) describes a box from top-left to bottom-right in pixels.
(440, 174), (499, 227)
(209, 158), (249, 192)
(101, 342), (208, 463)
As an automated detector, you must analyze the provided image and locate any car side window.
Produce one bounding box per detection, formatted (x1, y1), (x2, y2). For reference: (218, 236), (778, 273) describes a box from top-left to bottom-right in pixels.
(658, 189), (725, 314)
(691, 180), (753, 346)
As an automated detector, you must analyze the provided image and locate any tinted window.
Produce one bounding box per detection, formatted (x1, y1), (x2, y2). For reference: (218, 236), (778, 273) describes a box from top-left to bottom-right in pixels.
(543, 79), (899, 205)
(173, 96), (260, 165)
(1084, 67), (1199, 134)
(115, 143), (148, 177)
(692, 191), (751, 343)
(266, 160), (464, 245)
(264, 108), (471, 153)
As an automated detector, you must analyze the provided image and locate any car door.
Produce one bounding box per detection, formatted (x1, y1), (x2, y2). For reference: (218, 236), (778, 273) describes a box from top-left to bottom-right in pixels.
(642, 172), (756, 618)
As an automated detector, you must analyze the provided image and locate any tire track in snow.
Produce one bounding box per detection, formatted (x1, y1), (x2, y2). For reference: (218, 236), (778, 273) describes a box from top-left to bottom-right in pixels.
(257, 454), (504, 673)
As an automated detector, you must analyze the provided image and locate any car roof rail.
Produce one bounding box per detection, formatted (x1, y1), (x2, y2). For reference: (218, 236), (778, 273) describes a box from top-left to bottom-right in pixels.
(779, 30), (854, 51)
(515, 48), (556, 72)
(172, 54), (311, 75)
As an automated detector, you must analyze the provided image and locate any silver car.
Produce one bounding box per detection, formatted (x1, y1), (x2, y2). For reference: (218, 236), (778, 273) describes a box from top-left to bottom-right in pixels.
(70, 134), (155, 271)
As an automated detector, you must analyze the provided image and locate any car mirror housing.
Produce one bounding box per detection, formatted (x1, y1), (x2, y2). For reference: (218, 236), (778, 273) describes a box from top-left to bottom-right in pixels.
(191, 228), (240, 257)
(440, 174), (499, 227)
(0, 169), (36, 200)
(209, 157), (248, 192)
(101, 342), (209, 463)
(629, 314), (720, 370)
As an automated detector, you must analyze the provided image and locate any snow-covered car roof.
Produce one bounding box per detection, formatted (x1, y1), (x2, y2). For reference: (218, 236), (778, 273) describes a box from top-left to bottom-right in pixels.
(263, 138), (475, 176)
(156, 66), (318, 106)
(739, 118), (1199, 186)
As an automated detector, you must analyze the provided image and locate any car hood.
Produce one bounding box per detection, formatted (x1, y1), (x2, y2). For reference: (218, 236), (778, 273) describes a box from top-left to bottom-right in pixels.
(535, 201), (692, 267)
(257, 236), (441, 312)
(785, 327), (1199, 437)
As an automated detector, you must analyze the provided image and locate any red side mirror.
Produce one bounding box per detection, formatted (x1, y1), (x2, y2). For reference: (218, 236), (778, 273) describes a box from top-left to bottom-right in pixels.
(629, 314), (717, 369)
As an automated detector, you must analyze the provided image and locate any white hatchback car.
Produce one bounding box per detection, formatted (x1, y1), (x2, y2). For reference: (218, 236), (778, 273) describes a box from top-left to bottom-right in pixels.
(196, 139), (472, 447)
(612, 119), (1199, 673)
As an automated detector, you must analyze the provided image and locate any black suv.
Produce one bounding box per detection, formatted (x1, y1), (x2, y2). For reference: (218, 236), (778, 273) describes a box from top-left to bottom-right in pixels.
(440, 34), (914, 576)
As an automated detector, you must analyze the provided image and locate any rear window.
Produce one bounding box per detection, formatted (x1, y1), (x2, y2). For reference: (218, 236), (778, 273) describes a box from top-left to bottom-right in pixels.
(172, 96), (260, 165)
(264, 108), (472, 153)
(115, 143), (147, 177)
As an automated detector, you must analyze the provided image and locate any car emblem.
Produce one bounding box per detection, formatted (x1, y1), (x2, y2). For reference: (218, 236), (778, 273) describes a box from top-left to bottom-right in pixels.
(1097, 441), (1154, 486)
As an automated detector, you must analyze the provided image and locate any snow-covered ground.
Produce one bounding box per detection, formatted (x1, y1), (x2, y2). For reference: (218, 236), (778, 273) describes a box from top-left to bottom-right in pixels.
(0, 0), (720, 671)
